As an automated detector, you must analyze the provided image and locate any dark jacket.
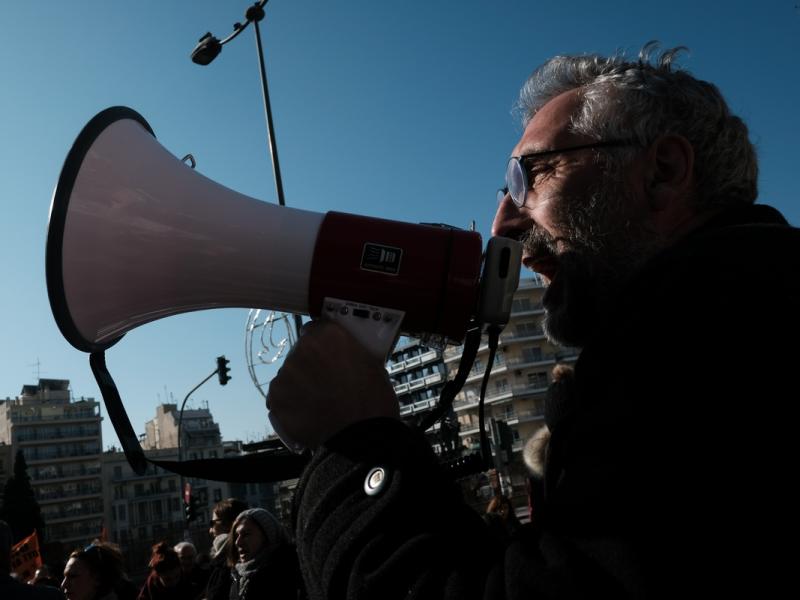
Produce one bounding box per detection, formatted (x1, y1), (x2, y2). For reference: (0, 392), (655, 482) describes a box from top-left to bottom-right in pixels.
(137, 572), (195, 600)
(292, 204), (800, 599)
(228, 545), (301, 600)
(204, 549), (231, 600)
(0, 575), (65, 600)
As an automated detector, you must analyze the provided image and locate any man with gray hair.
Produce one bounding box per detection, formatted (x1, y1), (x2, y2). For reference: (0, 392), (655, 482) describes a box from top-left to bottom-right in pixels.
(268, 44), (799, 598)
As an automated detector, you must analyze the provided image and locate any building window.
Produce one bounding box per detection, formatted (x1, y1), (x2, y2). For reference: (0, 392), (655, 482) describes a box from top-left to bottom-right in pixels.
(113, 466), (122, 479)
(521, 347), (543, 364)
(213, 488), (222, 503)
(527, 372), (548, 389)
(512, 297), (532, 312)
(516, 321), (541, 336)
(118, 505), (126, 521)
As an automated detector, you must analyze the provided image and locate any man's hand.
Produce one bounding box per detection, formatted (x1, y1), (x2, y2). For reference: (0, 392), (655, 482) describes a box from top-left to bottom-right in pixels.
(267, 319), (400, 451)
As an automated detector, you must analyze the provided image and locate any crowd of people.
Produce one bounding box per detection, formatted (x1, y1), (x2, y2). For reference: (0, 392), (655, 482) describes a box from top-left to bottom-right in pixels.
(1, 498), (302, 600)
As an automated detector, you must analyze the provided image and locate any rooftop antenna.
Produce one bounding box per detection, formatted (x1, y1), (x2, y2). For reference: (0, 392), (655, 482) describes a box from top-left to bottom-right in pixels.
(28, 358), (42, 380)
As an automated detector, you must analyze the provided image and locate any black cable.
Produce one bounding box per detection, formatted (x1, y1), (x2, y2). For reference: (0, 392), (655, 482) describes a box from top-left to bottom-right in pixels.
(417, 323), (482, 432)
(478, 325), (502, 470)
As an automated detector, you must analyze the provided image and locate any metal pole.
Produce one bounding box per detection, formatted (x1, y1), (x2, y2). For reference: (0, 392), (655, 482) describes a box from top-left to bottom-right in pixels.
(178, 368), (218, 539)
(251, 16), (304, 339)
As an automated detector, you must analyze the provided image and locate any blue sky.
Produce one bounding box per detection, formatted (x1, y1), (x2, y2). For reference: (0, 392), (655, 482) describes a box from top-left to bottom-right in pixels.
(1, 1), (798, 449)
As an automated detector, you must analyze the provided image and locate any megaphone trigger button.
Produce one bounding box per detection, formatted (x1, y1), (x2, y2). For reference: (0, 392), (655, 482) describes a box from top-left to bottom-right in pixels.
(339, 306), (349, 315)
(373, 312), (382, 321)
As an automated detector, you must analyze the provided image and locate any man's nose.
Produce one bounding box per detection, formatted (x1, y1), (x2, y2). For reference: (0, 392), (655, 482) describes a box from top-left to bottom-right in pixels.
(492, 192), (529, 239)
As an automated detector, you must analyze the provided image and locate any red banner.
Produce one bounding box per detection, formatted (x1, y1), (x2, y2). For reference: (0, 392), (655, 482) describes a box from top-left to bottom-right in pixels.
(10, 530), (43, 583)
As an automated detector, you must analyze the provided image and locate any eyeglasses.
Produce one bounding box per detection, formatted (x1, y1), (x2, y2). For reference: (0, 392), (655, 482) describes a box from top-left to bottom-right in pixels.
(504, 139), (637, 208)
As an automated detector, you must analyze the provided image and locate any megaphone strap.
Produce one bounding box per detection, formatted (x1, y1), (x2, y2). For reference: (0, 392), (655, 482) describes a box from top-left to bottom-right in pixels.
(90, 350), (310, 481)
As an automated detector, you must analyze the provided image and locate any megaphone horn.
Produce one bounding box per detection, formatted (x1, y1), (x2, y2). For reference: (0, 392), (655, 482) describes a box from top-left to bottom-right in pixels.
(47, 107), (485, 355)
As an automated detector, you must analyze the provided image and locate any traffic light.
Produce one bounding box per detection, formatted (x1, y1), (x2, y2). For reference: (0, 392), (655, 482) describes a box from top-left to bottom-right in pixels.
(184, 500), (196, 523)
(493, 420), (514, 464)
(217, 355), (231, 385)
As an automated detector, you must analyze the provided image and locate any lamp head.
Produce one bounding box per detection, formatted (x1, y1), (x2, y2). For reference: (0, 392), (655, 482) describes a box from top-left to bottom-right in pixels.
(191, 33), (222, 65)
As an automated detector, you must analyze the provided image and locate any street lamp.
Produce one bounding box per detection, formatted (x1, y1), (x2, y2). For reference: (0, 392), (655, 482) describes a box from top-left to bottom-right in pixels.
(190, 0), (303, 339)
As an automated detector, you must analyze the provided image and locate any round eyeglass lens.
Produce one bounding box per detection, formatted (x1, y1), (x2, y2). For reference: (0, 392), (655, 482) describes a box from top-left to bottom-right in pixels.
(505, 157), (527, 208)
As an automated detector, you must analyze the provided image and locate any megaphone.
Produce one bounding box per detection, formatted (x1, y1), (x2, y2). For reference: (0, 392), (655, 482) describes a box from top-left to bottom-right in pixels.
(46, 106), (521, 477)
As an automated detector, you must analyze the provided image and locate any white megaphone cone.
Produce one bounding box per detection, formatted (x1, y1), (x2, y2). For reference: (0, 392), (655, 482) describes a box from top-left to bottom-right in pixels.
(46, 106), (521, 476)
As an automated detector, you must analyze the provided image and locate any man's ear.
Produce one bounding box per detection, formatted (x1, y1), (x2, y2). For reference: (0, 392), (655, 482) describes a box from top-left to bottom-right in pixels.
(644, 134), (694, 212)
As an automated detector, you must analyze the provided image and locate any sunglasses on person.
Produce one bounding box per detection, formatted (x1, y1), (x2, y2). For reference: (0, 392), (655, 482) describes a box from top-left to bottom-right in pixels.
(503, 139), (637, 208)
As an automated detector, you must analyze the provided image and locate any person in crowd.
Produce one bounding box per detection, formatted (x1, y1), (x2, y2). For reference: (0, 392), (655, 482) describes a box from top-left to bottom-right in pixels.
(203, 499), (248, 600)
(61, 541), (136, 600)
(482, 494), (522, 544)
(524, 362), (574, 523)
(137, 543), (192, 600)
(173, 542), (206, 600)
(227, 508), (300, 600)
(267, 42), (800, 598)
(1, 520), (64, 600)
(32, 565), (62, 588)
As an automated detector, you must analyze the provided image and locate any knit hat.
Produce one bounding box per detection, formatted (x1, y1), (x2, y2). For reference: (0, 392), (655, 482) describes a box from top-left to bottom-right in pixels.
(235, 508), (288, 547)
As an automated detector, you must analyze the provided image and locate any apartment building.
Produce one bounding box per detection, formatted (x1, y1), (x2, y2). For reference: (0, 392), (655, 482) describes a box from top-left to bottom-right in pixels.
(443, 277), (578, 512)
(0, 442), (12, 503)
(387, 339), (460, 455)
(102, 447), (186, 575)
(142, 404), (230, 522)
(96, 403), (232, 575)
(0, 379), (104, 547)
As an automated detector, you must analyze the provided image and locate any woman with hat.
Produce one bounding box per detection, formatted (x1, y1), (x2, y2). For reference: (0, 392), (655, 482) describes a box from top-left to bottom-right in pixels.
(227, 508), (300, 600)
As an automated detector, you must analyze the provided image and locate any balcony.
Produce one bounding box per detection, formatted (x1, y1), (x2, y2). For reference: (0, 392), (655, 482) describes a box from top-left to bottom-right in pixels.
(16, 433), (100, 446)
(25, 448), (101, 464)
(453, 383), (548, 412)
(32, 467), (101, 483)
(393, 372), (443, 395)
(42, 507), (105, 523)
(11, 409), (100, 423)
(464, 363), (509, 385)
(387, 349), (440, 374)
(37, 488), (103, 504)
(501, 330), (546, 344)
(518, 276), (545, 289)
(398, 398), (438, 417)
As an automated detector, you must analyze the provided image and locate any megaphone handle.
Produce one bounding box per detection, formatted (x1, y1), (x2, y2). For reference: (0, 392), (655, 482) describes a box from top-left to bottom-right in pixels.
(320, 297), (404, 362)
(270, 298), (403, 455)
(89, 351), (149, 475)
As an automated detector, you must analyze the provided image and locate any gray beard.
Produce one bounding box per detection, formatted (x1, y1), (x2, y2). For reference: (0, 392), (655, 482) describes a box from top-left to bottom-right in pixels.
(527, 173), (664, 348)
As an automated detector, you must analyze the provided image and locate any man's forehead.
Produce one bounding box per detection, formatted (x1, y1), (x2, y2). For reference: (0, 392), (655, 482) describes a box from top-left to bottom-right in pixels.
(514, 89), (585, 155)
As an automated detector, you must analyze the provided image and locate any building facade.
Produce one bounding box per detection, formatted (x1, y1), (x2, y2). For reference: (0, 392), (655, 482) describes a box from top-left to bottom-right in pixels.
(102, 448), (186, 576)
(444, 277), (578, 514)
(0, 441), (12, 504)
(388, 339), (460, 456)
(0, 379), (104, 548)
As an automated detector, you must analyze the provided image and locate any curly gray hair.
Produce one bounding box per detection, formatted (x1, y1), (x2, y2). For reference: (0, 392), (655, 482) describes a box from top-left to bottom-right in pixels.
(516, 42), (758, 209)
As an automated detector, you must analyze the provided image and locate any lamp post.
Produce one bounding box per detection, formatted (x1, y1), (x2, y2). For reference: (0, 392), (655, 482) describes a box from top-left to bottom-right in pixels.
(178, 356), (231, 539)
(190, 0), (303, 339)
